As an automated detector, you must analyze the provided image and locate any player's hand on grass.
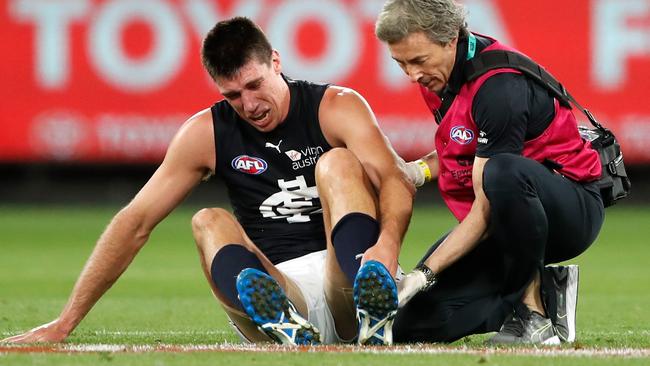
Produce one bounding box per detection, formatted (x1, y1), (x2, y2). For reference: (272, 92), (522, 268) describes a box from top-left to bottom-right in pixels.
(1, 319), (69, 344)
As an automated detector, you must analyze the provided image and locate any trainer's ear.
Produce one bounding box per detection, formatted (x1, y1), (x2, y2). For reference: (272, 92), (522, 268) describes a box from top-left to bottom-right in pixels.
(272, 50), (282, 75)
(447, 36), (459, 50)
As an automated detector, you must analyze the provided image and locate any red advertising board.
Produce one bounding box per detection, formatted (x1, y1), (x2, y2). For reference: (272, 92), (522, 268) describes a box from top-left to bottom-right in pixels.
(1, 0), (649, 163)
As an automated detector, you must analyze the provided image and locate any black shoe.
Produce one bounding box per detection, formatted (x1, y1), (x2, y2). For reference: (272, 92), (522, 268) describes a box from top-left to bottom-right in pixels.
(544, 264), (579, 343)
(487, 304), (560, 345)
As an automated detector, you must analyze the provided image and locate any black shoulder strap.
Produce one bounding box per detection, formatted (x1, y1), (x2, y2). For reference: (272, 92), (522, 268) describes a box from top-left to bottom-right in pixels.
(463, 50), (606, 132)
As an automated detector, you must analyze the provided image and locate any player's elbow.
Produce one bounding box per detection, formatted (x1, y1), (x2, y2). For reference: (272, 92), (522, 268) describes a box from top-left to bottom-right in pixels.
(113, 206), (153, 246)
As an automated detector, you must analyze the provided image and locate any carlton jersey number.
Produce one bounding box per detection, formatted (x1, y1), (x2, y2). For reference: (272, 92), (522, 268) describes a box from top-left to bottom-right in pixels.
(259, 176), (322, 223)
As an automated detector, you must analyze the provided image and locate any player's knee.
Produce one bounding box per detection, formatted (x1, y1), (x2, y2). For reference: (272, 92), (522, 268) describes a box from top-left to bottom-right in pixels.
(316, 148), (363, 184)
(191, 208), (233, 235)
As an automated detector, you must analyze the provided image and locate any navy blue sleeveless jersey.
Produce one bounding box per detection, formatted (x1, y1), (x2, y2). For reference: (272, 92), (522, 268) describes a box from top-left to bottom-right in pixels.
(211, 77), (332, 264)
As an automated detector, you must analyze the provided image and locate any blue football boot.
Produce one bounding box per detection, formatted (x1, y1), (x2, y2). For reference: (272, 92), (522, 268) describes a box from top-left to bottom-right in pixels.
(236, 268), (321, 345)
(353, 260), (398, 345)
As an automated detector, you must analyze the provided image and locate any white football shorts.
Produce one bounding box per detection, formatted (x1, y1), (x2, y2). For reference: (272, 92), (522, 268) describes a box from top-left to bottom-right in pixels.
(276, 250), (342, 344)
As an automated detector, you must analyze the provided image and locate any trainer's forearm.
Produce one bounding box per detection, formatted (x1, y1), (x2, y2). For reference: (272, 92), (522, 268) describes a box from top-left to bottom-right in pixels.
(421, 150), (439, 181)
(403, 150), (439, 187)
(423, 196), (489, 274)
(56, 209), (151, 333)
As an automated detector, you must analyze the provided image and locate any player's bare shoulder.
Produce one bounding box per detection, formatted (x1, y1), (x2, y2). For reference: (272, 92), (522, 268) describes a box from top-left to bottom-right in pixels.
(319, 85), (378, 147)
(321, 85), (367, 109)
(165, 108), (216, 175)
(180, 108), (213, 132)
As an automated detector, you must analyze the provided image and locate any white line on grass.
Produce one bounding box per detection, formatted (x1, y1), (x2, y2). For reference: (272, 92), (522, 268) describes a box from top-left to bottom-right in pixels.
(3, 330), (649, 337)
(89, 330), (230, 336)
(2, 344), (649, 358)
(1, 330), (229, 337)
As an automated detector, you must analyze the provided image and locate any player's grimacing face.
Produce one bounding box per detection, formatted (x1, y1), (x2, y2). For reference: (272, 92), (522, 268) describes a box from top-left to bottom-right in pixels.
(215, 52), (288, 132)
(388, 31), (458, 94)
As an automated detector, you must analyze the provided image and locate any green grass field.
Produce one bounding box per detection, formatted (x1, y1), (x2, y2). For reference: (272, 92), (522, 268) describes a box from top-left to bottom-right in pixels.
(1, 204), (649, 365)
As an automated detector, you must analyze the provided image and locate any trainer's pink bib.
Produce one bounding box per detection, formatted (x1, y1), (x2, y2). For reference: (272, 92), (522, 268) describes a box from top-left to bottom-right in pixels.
(420, 36), (601, 221)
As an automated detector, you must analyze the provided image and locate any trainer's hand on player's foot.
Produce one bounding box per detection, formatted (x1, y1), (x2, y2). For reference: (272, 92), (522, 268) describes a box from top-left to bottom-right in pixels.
(1, 319), (69, 343)
(397, 270), (427, 308)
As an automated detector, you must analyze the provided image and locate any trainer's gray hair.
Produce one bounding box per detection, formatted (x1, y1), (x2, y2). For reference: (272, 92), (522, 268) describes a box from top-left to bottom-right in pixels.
(375, 0), (467, 45)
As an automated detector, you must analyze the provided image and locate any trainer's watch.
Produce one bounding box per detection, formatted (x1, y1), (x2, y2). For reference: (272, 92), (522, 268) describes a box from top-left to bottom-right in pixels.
(415, 263), (438, 290)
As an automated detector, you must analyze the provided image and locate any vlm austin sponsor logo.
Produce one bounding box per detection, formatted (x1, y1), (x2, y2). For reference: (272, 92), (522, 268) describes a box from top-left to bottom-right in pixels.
(231, 155), (268, 175)
(285, 146), (324, 170)
(450, 126), (475, 145)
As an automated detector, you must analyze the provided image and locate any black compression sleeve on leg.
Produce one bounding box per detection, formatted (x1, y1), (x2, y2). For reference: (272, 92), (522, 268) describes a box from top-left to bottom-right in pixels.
(331, 213), (380, 284)
(210, 244), (267, 312)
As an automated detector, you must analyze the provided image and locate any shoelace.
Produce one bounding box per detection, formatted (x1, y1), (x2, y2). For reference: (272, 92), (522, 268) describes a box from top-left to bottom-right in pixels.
(501, 302), (534, 337)
(514, 302), (533, 321)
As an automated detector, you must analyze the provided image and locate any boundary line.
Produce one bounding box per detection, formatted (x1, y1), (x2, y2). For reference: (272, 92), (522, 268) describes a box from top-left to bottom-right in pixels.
(1, 344), (650, 358)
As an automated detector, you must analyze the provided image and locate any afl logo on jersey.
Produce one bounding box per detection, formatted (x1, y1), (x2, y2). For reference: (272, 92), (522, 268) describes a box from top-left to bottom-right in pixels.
(231, 155), (268, 175)
(450, 126), (475, 145)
